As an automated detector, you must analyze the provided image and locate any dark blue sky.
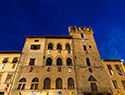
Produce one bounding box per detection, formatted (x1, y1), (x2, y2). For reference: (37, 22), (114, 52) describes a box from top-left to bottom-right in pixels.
(0, 0), (125, 60)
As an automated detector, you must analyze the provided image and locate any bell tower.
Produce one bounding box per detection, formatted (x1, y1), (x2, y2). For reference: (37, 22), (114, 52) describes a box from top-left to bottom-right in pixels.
(69, 25), (101, 66)
(69, 26), (112, 94)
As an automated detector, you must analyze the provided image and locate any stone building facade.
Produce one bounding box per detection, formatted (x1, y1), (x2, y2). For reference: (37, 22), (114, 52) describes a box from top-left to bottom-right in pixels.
(102, 60), (125, 95)
(0, 26), (125, 95)
(0, 51), (21, 95)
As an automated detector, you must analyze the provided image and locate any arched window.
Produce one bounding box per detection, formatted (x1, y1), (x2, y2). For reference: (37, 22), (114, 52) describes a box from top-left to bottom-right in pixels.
(46, 58), (52, 66)
(57, 58), (62, 66)
(30, 78), (39, 90)
(91, 83), (98, 92)
(86, 58), (91, 66)
(67, 58), (72, 66)
(83, 45), (87, 51)
(48, 43), (53, 50)
(88, 75), (96, 81)
(66, 44), (70, 50)
(56, 78), (62, 89)
(32, 78), (39, 82)
(43, 78), (51, 89)
(17, 78), (26, 90)
(19, 78), (26, 82)
(57, 44), (62, 50)
(68, 78), (74, 89)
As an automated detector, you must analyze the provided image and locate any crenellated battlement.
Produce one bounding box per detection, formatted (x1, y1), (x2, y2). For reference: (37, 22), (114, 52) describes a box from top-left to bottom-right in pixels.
(68, 25), (93, 34)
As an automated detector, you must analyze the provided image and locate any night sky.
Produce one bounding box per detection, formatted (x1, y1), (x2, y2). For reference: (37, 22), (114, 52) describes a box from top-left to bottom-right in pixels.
(0, 0), (125, 60)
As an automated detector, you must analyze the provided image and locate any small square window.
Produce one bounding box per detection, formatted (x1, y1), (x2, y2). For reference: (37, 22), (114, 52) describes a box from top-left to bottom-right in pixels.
(89, 45), (91, 48)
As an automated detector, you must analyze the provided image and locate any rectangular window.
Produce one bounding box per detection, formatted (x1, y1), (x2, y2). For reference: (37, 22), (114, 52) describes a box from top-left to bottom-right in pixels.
(115, 65), (120, 70)
(34, 40), (39, 42)
(112, 80), (118, 89)
(121, 80), (125, 89)
(21, 84), (25, 90)
(81, 34), (84, 38)
(17, 84), (21, 90)
(83, 45), (87, 51)
(3, 58), (8, 63)
(12, 57), (18, 63)
(29, 58), (35, 66)
(30, 84), (34, 89)
(35, 84), (38, 89)
(107, 65), (112, 70)
(86, 58), (91, 66)
(5, 74), (13, 84)
(30, 45), (40, 50)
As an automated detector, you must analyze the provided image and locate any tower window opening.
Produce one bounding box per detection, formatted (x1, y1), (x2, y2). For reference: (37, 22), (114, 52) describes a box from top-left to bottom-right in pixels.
(81, 34), (84, 38)
(88, 75), (97, 81)
(83, 45), (87, 51)
(89, 45), (91, 48)
(91, 83), (98, 92)
(86, 58), (91, 66)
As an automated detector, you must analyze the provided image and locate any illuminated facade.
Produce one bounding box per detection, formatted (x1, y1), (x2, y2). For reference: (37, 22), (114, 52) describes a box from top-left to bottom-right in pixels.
(0, 26), (125, 95)
(102, 60), (125, 95)
(0, 51), (21, 95)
